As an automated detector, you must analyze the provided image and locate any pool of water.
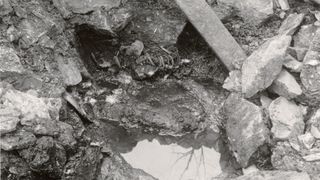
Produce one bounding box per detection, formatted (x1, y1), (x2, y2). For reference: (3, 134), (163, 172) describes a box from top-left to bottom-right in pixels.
(98, 121), (237, 180)
(122, 138), (221, 180)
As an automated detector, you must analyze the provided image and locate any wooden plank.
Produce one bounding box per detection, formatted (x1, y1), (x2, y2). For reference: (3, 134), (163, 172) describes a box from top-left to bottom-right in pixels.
(175, 0), (247, 71)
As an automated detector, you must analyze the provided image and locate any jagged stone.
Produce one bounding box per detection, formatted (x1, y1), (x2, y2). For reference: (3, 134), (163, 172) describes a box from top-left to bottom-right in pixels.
(260, 95), (272, 110)
(0, 105), (21, 135)
(269, 97), (304, 140)
(283, 54), (303, 72)
(217, 0), (273, 23)
(288, 46), (308, 61)
(293, 24), (317, 49)
(0, 130), (36, 151)
(55, 53), (82, 86)
(269, 70), (302, 99)
(224, 93), (269, 167)
(241, 35), (292, 98)
(303, 153), (320, 162)
(298, 133), (315, 149)
(223, 70), (242, 92)
(278, 0), (290, 10)
(0, 0), (13, 16)
(278, 13), (305, 35)
(0, 46), (25, 73)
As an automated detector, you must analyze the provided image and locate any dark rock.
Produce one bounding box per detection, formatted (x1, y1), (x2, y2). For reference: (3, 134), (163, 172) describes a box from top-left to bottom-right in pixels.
(278, 13), (305, 35)
(97, 154), (156, 180)
(57, 121), (77, 149)
(0, 130), (36, 151)
(224, 93), (269, 167)
(19, 136), (67, 178)
(241, 35), (292, 98)
(269, 97), (304, 140)
(0, 0), (13, 16)
(54, 0), (121, 14)
(1, 151), (31, 179)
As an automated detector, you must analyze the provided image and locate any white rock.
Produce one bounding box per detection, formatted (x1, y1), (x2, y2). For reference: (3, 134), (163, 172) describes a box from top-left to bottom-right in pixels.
(0, 46), (25, 73)
(278, 0), (290, 10)
(260, 95), (273, 110)
(303, 153), (320, 162)
(278, 13), (305, 35)
(283, 55), (303, 72)
(223, 70), (241, 92)
(56, 54), (82, 86)
(269, 70), (302, 99)
(241, 35), (292, 98)
(269, 97), (304, 139)
(0, 106), (21, 135)
(311, 125), (320, 139)
(298, 133), (315, 149)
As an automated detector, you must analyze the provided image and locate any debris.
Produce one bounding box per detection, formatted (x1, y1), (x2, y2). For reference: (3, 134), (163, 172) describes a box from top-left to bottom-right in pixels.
(278, 13), (305, 35)
(260, 95), (273, 110)
(122, 40), (144, 57)
(283, 55), (303, 72)
(241, 35), (292, 98)
(134, 65), (158, 80)
(216, 0), (274, 23)
(224, 93), (269, 167)
(269, 97), (304, 140)
(269, 70), (302, 99)
(176, 0), (247, 70)
(0, 130), (36, 151)
(55, 53), (82, 86)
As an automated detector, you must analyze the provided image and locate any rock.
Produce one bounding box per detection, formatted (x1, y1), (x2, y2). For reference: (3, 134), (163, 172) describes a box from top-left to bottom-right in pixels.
(122, 40), (144, 57)
(269, 70), (302, 99)
(269, 97), (304, 140)
(0, 105), (21, 135)
(241, 35), (292, 98)
(108, 7), (133, 32)
(56, 53), (82, 86)
(288, 47), (308, 61)
(217, 0), (273, 23)
(97, 154), (156, 180)
(125, 1), (186, 45)
(55, 0), (121, 14)
(272, 141), (320, 175)
(1, 84), (61, 136)
(0, 130), (36, 151)
(19, 136), (67, 178)
(57, 121), (77, 149)
(0, 0), (13, 16)
(223, 70), (242, 92)
(309, 0), (320, 5)
(303, 153), (320, 162)
(311, 125), (320, 139)
(309, 109), (320, 139)
(0, 46), (25, 73)
(1, 152), (31, 178)
(224, 93), (269, 167)
(278, 13), (305, 35)
(260, 95), (273, 110)
(278, 0), (290, 10)
(94, 80), (227, 135)
(298, 133), (315, 149)
(283, 55), (303, 72)
(293, 24), (317, 49)
(234, 170), (310, 180)
(300, 28), (320, 103)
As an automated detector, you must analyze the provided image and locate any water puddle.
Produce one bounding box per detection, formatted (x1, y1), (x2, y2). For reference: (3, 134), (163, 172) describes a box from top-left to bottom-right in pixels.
(98, 121), (237, 180)
(122, 138), (221, 180)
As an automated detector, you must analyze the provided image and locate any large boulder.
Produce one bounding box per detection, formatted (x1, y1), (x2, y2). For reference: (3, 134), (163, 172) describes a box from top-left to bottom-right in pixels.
(224, 93), (269, 167)
(241, 35), (292, 98)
